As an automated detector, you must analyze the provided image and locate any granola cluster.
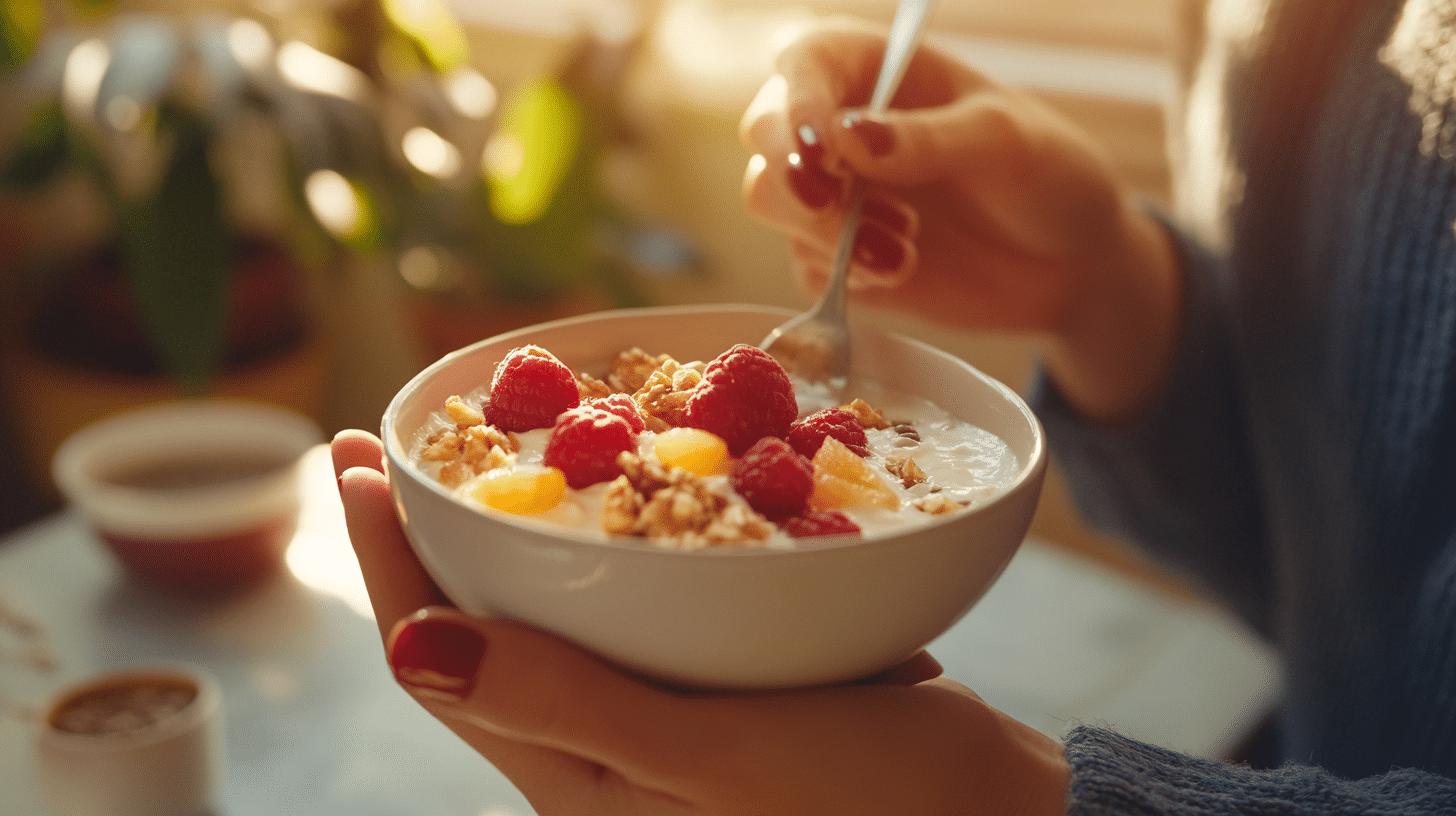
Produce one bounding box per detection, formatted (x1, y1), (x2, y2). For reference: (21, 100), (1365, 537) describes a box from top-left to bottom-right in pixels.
(602, 453), (775, 550)
(419, 395), (519, 488)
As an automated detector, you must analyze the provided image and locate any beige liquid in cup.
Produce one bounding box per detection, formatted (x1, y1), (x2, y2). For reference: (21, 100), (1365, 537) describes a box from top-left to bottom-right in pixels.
(49, 676), (199, 735)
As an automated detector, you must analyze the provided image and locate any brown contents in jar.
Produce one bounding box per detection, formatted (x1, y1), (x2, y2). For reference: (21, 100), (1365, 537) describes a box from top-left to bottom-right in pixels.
(49, 677), (198, 735)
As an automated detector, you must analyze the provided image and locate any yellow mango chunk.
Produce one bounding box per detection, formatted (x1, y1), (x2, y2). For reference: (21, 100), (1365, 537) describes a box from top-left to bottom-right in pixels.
(654, 427), (731, 476)
(469, 467), (567, 514)
(810, 437), (899, 511)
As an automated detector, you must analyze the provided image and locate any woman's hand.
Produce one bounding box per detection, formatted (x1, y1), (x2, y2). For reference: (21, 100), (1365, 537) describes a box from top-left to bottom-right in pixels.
(332, 430), (1070, 816)
(740, 25), (1181, 423)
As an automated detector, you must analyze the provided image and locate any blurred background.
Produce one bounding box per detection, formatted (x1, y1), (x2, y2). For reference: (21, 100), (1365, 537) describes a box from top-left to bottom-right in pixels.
(0, 0), (1185, 588)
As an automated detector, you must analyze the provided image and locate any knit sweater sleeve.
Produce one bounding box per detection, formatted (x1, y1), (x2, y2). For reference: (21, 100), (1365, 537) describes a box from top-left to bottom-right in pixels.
(1028, 216), (1275, 631)
(1064, 726), (1456, 815)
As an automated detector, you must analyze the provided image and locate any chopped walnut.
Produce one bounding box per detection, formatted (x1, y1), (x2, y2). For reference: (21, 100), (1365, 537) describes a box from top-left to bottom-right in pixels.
(444, 395), (486, 427)
(841, 398), (891, 430)
(913, 494), (967, 515)
(633, 359), (704, 431)
(421, 421), (518, 488)
(576, 371), (612, 400)
(607, 348), (672, 394)
(603, 452), (774, 549)
(884, 455), (928, 488)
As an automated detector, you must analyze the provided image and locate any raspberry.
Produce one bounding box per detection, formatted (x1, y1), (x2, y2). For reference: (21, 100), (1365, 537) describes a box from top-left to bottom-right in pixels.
(787, 408), (869, 458)
(485, 345), (580, 432)
(779, 509), (862, 539)
(683, 344), (797, 455)
(543, 405), (638, 488)
(586, 393), (646, 434)
(730, 437), (813, 518)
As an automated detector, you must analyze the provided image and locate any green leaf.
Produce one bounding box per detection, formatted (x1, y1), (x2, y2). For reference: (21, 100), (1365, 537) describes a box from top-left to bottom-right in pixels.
(117, 108), (229, 393)
(0, 0), (43, 70)
(1, 103), (71, 190)
(484, 79), (582, 226)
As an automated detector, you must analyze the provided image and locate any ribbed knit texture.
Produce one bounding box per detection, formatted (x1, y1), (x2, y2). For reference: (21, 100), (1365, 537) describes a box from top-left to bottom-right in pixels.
(1032, 0), (1456, 808)
(1064, 728), (1456, 815)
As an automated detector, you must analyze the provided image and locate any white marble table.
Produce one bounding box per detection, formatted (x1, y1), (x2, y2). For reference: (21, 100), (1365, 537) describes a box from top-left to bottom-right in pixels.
(0, 445), (1281, 816)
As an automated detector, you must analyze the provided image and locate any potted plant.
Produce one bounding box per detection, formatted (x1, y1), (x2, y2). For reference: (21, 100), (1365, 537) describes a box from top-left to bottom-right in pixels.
(358, 1), (694, 358)
(0, 5), (401, 492)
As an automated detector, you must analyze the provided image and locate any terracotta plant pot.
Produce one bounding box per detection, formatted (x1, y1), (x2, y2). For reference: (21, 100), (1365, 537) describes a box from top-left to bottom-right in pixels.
(0, 237), (329, 497)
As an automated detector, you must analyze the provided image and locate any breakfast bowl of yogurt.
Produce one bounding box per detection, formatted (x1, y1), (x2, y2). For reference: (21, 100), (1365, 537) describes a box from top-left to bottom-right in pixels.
(383, 304), (1045, 690)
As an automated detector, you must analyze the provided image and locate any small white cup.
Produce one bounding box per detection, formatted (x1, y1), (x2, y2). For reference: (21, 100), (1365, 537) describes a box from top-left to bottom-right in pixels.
(51, 399), (322, 592)
(35, 666), (224, 816)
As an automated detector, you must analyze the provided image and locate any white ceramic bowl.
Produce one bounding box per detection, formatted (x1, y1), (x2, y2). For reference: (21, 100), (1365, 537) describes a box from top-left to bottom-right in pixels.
(383, 304), (1046, 690)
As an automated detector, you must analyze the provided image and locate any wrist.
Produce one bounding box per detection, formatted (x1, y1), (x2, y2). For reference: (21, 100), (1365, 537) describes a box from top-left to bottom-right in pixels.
(1041, 198), (1182, 424)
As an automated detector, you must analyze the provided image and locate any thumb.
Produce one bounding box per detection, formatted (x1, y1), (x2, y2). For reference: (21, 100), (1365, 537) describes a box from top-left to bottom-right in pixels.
(830, 93), (1022, 186)
(386, 608), (705, 786)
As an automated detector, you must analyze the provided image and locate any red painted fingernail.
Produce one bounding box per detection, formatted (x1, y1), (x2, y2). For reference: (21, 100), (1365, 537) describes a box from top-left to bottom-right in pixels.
(388, 614), (485, 700)
(861, 196), (911, 234)
(853, 219), (906, 272)
(786, 153), (840, 210)
(795, 124), (826, 164)
(841, 111), (895, 157)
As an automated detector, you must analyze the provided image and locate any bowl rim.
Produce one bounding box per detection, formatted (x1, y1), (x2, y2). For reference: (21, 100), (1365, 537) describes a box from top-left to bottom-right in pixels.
(51, 399), (322, 538)
(383, 303), (1046, 557)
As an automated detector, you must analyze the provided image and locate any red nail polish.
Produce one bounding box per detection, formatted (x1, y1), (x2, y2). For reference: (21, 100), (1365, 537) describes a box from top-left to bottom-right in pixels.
(786, 153), (840, 210)
(389, 614), (485, 699)
(795, 124), (826, 165)
(861, 196), (911, 234)
(853, 220), (906, 272)
(841, 111), (895, 157)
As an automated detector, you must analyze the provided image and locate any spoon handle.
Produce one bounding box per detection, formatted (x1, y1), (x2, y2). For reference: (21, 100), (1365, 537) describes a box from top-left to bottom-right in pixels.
(870, 0), (935, 113)
(821, 0), (935, 324)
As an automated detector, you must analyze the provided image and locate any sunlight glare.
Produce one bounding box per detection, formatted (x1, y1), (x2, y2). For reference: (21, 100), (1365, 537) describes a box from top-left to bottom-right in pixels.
(304, 169), (363, 236)
(445, 67), (497, 119)
(402, 126), (462, 179)
(227, 18), (274, 71)
(62, 39), (111, 116)
(278, 41), (367, 100)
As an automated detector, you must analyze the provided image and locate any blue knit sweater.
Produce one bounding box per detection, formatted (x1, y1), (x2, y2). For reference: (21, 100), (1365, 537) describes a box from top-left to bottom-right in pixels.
(1033, 0), (1456, 810)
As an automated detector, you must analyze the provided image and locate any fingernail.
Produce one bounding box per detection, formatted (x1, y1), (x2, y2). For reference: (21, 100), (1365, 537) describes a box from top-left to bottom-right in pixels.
(841, 111), (895, 157)
(853, 220), (906, 272)
(388, 613), (486, 700)
(861, 196), (911, 234)
(795, 124), (826, 163)
(786, 153), (840, 209)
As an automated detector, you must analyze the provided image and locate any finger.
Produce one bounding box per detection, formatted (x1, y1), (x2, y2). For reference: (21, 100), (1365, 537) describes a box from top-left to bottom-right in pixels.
(738, 72), (788, 152)
(835, 92), (1025, 186)
(854, 651), (944, 686)
(338, 465), (447, 637)
(386, 609), (718, 795)
(777, 26), (893, 143)
(742, 151), (849, 247)
(416, 696), (649, 816)
(332, 428), (386, 476)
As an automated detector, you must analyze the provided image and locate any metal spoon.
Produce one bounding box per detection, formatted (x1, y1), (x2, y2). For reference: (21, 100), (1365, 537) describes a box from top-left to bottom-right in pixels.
(760, 0), (935, 390)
